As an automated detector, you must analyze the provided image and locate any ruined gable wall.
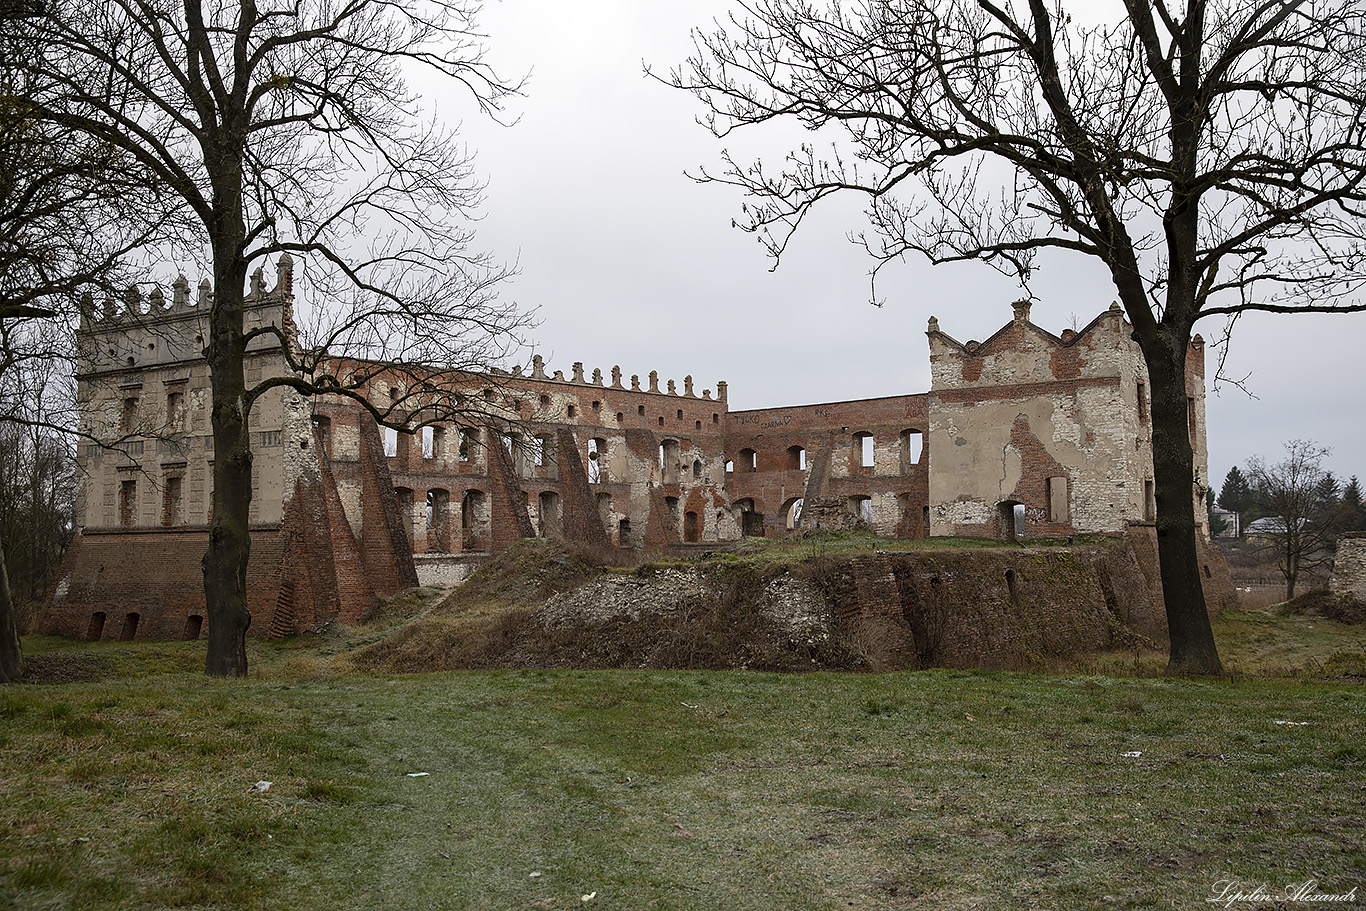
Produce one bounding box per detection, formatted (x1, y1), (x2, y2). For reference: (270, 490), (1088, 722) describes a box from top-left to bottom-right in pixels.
(926, 302), (1166, 538)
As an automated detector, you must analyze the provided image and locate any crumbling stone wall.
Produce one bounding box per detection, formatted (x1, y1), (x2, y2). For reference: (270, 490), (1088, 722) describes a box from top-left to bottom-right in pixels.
(926, 300), (1209, 541)
(1330, 532), (1366, 601)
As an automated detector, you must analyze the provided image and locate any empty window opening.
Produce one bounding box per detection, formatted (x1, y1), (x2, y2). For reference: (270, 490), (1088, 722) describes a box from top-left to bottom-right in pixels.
(618, 517), (632, 547)
(712, 413), (719, 424)
(421, 426), (435, 459)
(853, 432), (875, 470)
(540, 394), (551, 408)
(87, 612), (106, 641)
(1203, 564), (1212, 579)
(183, 615), (203, 641)
(312, 416), (332, 459)
(692, 459), (702, 478)
(426, 489), (450, 530)
(695, 420), (702, 430)
(588, 437), (607, 483)
(738, 448), (757, 472)
(119, 479), (137, 526)
(684, 510), (701, 542)
(899, 429), (923, 471)
(618, 413), (625, 423)
(659, 439), (681, 484)
(461, 489), (488, 551)
(638, 405), (646, 416)
(849, 495), (873, 526)
(725, 459), (734, 474)
(166, 391), (184, 430)
(592, 401), (601, 412)
(785, 497), (804, 530)
(567, 404), (577, 418)
(1187, 396), (1197, 443)
(382, 426), (398, 457)
(388, 386), (399, 403)
(538, 491), (561, 537)
(395, 488), (415, 541)
(1000, 501), (1026, 541)
(787, 446), (806, 471)
(120, 612), (140, 641)
(1137, 382), (1148, 423)
(677, 409), (684, 421)
(482, 388), (494, 401)
(1144, 480), (1156, 521)
(120, 396), (139, 432)
(1005, 569), (1019, 601)
(162, 476), (183, 526)
(664, 496), (680, 521)
(596, 492), (613, 527)
(658, 416), (665, 427)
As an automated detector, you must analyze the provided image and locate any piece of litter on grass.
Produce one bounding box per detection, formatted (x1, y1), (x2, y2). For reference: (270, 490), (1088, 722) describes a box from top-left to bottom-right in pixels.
(682, 702), (700, 709)
(965, 713), (976, 721)
(406, 772), (430, 778)
(1121, 751), (1142, 758)
(529, 872), (542, 879)
(581, 892), (597, 902)
(247, 780), (272, 793)
(1274, 721), (1309, 727)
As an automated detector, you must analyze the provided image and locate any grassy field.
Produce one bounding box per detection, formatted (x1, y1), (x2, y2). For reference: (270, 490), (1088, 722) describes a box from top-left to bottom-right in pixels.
(3, 617), (1364, 911)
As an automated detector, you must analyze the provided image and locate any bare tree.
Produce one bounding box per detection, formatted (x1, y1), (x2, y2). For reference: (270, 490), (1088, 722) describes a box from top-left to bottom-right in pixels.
(669, 0), (1366, 674)
(0, 2), (171, 682)
(1247, 440), (1337, 600)
(25, 0), (529, 675)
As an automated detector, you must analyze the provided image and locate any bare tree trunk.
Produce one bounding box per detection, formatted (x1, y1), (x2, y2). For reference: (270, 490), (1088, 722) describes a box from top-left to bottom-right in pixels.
(1146, 338), (1223, 676)
(0, 541), (23, 683)
(202, 202), (253, 676)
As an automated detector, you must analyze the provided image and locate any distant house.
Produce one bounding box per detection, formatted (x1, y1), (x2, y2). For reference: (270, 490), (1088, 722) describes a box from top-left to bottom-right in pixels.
(1245, 516), (1305, 540)
(1211, 506), (1240, 538)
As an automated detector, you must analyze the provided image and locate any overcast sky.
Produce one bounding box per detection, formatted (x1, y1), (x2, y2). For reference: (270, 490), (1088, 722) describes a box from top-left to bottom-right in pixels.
(447, 0), (1366, 492)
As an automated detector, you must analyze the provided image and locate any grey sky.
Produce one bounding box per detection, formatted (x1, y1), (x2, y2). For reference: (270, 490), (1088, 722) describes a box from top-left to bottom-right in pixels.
(451, 0), (1366, 491)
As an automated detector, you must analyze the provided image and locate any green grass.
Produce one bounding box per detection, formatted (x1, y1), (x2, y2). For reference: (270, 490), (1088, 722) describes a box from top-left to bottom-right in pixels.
(3, 630), (1364, 910)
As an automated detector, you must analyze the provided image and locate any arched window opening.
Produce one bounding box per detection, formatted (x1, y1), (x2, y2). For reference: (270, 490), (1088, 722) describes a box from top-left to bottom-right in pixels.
(382, 426), (398, 458)
(588, 437), (607, 483)
(899, 429), (923, 472)
(87, 612), (106, 641)
(786, 445), (806, 471)
(538, 491), (561, 537)
(738, 448), (757, 472)
(684, 510), (701, 542)
(852, 432), (875, 471)
(785, 497), (804, 530)
(183, 615), (204, 640)
(692, 459), (703, 478)
(120, 613), (140, 641)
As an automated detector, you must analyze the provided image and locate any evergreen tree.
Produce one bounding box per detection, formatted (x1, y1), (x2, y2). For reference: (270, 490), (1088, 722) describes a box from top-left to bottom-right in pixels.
(1218, 466), (1254, 536)
(1341, 477), (1364, 532)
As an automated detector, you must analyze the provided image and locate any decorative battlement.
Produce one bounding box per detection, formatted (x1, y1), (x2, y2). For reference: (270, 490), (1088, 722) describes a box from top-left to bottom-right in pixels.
(77, 255), (295, 378)
(79, 254), (294, 329)
(520, 353), (727, 402)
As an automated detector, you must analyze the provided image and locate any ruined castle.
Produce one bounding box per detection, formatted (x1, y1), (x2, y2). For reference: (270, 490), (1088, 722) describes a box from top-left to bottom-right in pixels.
(39, 256), (1228, 641)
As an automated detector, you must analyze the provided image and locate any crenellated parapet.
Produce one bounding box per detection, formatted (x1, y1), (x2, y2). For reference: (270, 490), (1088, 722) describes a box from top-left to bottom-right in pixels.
(525, 353), (724, 402)
(77, 255), (295, 378)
